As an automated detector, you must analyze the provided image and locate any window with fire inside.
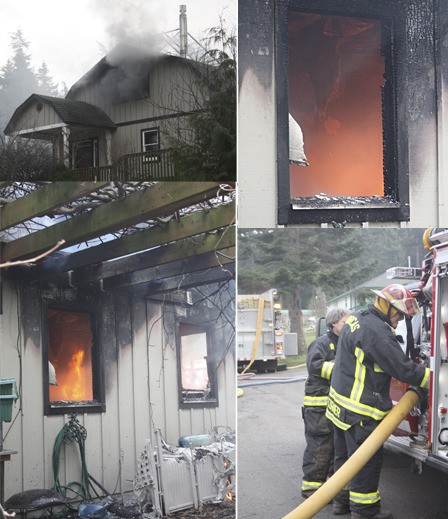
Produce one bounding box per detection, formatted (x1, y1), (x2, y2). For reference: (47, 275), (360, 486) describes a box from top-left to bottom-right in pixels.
(45, 306), (104, 415)
(279, 1), (409, 224)
(177, 322), (218, 408)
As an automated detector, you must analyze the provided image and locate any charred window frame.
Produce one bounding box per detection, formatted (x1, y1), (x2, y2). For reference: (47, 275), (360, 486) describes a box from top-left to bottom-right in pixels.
(141, 127), (160, 162)
(43, 301), (105, 416)
(276, 0), (409, 225)
(176, 321), (218, 409)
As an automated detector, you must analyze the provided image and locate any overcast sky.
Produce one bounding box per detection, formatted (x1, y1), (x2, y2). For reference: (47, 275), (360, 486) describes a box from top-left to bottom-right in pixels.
(0, 0), (236, 89)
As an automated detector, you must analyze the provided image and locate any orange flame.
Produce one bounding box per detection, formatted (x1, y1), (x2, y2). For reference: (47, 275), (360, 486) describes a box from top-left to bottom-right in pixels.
(50, 348), (93, 402)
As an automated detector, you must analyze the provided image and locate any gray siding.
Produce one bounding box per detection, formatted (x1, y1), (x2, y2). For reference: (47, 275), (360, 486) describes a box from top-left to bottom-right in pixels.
(0, 277), (235, 498)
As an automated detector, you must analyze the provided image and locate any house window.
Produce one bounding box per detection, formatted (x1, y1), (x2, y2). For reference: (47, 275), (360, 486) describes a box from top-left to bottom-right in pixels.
(177, 323), (217, 408)
(45, 307), (105, 415)
(73, 139), (98, 169)
(141, 128), (160, 162)
(277, 0), (409, 224)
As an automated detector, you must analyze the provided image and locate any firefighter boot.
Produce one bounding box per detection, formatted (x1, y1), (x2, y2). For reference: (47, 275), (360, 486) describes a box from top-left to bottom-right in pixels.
(333, 502), (350, 515)
(350, 509), (393, 519)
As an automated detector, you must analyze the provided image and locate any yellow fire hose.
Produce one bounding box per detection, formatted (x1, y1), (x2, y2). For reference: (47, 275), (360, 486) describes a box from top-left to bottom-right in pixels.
(282, 389), (421, 519)
(241, 297), (265, 375)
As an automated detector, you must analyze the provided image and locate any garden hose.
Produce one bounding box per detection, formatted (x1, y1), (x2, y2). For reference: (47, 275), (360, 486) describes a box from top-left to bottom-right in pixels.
(52, 414), (91, 504)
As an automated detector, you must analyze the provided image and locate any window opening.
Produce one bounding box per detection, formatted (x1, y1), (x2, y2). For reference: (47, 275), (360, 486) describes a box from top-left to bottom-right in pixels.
(47, 309), (96, 407)
(178, 322), (217, 406)
(141, 128), (159, 161)
(289, 12), (387, 207)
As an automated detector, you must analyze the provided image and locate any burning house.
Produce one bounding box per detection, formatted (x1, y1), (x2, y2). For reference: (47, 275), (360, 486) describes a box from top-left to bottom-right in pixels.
(239, 0), (448, 227)
(3, 6), (220, 181)
(0, 181), (235, 515)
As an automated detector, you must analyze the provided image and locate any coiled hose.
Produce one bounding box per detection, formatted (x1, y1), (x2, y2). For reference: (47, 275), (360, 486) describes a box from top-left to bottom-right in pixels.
(52, 414), (91, 504)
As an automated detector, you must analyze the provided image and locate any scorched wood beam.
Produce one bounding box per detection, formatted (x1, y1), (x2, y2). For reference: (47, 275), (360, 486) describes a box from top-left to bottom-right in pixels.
(32, 201), (235, 274)
(118, 263), (236, 296)
(102, 246), (235, 291)
(0, 182), (109, 231)
(1, 182), (221, 262)
(70, 229), (235, 285)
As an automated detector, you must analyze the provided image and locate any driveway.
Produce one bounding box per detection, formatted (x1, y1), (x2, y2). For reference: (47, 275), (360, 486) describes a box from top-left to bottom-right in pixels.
(237, 366), (448, 519)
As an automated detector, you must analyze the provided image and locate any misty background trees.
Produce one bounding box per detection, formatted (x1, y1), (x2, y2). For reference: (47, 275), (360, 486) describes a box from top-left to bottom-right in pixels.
(238, 228), (427, 354)
(0, 29), (66, 129)
(0, 29), (67, 180)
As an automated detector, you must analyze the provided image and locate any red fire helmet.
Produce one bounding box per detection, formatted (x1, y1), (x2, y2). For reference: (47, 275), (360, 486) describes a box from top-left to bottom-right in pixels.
(371, 284), (419, 317)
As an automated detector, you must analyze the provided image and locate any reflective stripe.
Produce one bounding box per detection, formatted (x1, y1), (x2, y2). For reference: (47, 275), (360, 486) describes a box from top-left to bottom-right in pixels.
(350, 490), (381, 505)
(329, 342), (335, 350)
(420, 367), (430, 388)
(329, 387), (389, 421)
(304, 395), (328, 407)
(302, 480), (323, 491)
(350, 347), (366, 402)
(374, 363), (385, 373)
(321, 361), (334, 380)
(326, 406), (351, 430)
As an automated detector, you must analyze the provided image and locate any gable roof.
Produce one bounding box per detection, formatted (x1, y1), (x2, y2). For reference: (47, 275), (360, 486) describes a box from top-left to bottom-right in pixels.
(5, 94), (116, 135)
(66, 42), (207, 102)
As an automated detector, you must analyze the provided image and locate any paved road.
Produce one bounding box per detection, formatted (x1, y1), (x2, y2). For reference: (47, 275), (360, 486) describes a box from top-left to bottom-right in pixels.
(237, 366), (448, 519)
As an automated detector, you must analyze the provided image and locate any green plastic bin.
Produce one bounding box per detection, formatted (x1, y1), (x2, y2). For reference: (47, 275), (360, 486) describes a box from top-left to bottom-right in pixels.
(0, 378), (19, 422)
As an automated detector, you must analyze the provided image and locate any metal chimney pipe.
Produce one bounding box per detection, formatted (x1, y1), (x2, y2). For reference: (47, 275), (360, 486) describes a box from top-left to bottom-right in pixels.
(179, 5), (188, 58)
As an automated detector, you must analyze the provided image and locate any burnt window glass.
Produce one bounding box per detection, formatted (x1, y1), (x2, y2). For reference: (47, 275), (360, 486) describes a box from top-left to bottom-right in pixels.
(178, 322), (218, 408)
(45, 308), (104, 415)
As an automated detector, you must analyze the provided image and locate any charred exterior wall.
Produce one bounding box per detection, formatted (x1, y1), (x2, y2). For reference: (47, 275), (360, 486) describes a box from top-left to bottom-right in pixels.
(238, 0), (448, 227)
(0, 276), (235, 499)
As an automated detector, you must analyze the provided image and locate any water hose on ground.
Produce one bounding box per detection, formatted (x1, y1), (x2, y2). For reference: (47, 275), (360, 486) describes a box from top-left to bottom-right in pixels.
(282, 388), (421, 519)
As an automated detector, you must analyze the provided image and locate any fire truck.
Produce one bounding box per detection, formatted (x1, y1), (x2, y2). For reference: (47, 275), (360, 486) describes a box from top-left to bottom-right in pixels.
(237, 289), (286, 373)
(385, 228), (448, 473)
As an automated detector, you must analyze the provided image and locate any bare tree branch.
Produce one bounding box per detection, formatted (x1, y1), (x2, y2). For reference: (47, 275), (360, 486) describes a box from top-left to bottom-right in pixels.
(0, 239), (65, 269)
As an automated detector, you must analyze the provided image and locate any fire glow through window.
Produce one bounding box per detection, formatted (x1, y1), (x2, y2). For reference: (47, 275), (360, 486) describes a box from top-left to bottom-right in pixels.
(288, 12), (385, 199)
(48, 309), (94, 403)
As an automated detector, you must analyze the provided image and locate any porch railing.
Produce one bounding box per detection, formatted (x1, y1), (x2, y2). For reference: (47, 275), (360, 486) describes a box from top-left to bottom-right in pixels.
(74, 149), (177, 181)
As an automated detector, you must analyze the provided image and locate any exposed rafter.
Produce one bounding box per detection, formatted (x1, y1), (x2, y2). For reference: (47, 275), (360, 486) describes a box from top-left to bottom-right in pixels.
(1, 182), (222, 262)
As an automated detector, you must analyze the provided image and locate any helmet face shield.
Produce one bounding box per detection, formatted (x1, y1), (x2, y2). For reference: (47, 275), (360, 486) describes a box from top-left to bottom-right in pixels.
(372, 284), (419, 317)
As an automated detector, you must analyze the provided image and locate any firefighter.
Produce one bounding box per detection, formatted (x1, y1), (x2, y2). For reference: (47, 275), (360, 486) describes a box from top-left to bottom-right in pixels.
(326, 284), (430, 519)
(301, 307), (349, 503)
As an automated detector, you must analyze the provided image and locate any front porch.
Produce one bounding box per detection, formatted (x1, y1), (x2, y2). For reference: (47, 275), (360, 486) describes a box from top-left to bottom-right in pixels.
(67, 149), (176, 180)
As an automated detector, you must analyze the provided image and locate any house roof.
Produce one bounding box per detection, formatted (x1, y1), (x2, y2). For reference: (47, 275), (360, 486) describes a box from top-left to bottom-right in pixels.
(66, 43), (206, 101)
(4, 94), (117, 135)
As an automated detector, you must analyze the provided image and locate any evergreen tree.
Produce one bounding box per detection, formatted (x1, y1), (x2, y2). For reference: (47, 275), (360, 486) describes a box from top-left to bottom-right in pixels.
(237, 228), (425, 353)
(0, 29), (39, 127)
(36, 61), (60, 96)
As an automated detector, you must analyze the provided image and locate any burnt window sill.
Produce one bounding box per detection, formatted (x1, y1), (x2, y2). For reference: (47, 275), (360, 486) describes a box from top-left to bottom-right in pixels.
(180, 392), (218, 409)
(280, 195), (408, 225)
(47, 401), (106, 416)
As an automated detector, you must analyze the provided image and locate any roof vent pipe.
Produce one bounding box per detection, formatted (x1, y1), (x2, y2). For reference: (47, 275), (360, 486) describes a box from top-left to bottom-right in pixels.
(179, 5), (188, 58)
